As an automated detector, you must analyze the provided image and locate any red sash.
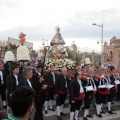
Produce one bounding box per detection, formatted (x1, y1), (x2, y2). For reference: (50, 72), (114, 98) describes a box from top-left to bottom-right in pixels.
(74, 92), (84, 100)
(58, 88), (67, 94)
(49, 84), (55, 88)
(97, 88), (109, 95)
(110, 86), (116, 91)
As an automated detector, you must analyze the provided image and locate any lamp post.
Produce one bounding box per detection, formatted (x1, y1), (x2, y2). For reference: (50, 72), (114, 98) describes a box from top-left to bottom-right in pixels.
(42, 39), (48, 47)
(42, 39), (45, 48)
(41, 45), (50, 75)
(92, 23), (103, 66)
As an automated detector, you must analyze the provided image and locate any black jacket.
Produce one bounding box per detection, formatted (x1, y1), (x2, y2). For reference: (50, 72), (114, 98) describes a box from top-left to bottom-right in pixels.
(110, 76), (115, 85)
(18, 78), (32, 87)
(55, 74), (70, 94)
(45, 72), (58, 85)
(6, 74), (23, 107)
(32, 72), (48, 103)
(3, 63), (10, 88)
(32, 69), (37, 75)
(70, 79), (84, 101)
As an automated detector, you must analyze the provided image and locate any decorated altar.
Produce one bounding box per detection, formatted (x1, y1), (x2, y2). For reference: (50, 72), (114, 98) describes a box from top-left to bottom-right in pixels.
(39, 26), (75, 70)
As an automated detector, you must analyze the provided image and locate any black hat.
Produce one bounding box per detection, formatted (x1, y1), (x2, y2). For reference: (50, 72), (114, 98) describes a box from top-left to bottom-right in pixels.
(37, 64), (44, 68)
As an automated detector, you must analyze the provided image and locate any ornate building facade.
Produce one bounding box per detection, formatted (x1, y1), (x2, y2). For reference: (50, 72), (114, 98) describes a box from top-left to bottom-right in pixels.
(103, 36), (120, 67)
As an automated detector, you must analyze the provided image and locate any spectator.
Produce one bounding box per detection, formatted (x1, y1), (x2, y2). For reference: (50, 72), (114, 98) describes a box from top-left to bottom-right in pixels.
(0, 110), (8, 120)
(3, 86), (34, 120)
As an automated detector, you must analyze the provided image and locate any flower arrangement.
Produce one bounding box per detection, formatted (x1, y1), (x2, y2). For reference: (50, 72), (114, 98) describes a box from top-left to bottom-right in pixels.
(45, 58), (75, 70)
(4, 51), (15, 62)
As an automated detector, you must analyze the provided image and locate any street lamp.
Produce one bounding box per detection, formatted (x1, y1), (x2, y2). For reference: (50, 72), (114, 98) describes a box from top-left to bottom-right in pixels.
(42, 39), (45, 48)
(41, 45), (50, 75)
(42, 39), (48, 47)
(92, 23), (103, 66)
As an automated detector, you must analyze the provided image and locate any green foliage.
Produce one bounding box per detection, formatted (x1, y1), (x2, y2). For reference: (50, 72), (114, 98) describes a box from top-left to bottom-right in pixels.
(67, 51), (74, 60)
(75, 53), (82, 62)
(30, 50), (37, 58)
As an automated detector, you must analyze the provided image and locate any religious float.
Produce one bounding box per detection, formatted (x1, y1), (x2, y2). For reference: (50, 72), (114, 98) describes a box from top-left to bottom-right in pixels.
(38, 26), (76, 70)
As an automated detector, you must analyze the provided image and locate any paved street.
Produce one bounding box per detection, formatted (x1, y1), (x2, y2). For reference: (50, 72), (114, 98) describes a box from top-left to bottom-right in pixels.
(1, 96), (120, 120)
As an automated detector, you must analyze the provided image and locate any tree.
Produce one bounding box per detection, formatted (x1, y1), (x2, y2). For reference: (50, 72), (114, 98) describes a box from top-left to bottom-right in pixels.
(75, 53), (83, 62)
(30, 50), (37, 58)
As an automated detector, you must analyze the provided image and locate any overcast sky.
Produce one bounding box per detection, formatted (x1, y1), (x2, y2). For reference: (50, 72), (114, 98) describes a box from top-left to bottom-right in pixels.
(0, 0), (120, 52)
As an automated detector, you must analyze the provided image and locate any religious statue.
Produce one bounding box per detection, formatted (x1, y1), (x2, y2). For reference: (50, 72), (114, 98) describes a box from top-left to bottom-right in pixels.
(56, 26), (60, 33)
(43, 26), (75, 70)
(19, 32), (26, 45)
(52, 53), (59, 70)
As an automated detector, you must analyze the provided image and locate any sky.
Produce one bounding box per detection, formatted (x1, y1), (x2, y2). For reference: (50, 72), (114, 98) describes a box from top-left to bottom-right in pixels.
(0, 0), (120, 52)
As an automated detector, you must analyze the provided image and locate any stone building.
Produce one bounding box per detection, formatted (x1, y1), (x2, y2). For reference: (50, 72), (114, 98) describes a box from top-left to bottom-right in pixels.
(0, 37), (33, 59)
(103, 36), (120, 67)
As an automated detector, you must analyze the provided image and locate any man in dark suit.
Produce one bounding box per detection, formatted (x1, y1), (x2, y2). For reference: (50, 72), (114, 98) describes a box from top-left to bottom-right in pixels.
(55, 67), (70, 120)
(6, 64), (23, 113)
(3, 62), (10, 89)
(44, 65), (57, 114)
(18, 67), (33, 88)
(32, 64), (48, 120)
(0, 63), (7, 108)
(70, 71), (84, 120)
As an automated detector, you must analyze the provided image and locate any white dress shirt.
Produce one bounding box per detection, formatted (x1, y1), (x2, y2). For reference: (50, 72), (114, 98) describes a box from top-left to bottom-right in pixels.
(51, 72), (55, 84)
(38, 72), (41, 76)
(64, 76), (67, 88)
(77, 80), (84, 93)
(27, 79), (32, 88)
(14, 75), (18, 85)
(0, 71), (3, 84)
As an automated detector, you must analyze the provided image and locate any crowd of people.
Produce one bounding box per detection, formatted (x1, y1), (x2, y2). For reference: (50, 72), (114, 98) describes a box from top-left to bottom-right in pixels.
(0, 60), (120, 120)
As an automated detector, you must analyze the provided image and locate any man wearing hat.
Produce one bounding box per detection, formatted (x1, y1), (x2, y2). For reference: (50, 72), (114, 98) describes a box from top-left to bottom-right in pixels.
(6, 64), (23, 113)
(32, 63), (48, 120)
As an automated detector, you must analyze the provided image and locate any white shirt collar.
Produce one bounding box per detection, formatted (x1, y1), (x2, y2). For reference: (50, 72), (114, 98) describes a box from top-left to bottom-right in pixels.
(27, 79), (32, 88)
(38, 72), (41, 76)
(14, 74), (18, 85)
(0, 71), (3, 80)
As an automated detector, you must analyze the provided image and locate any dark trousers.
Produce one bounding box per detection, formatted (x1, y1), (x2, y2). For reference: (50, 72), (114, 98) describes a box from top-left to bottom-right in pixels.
(70, 99), (83, 112)
(108, 90), (116, 102)
(56, 93), (67, 106)
(95, 92), (108, 105)
(47, 88), (55, 101)
(84, 96), (92, 109)
(34, 101), (44, 120)
(117, 89), (120, 101)
(0, 85), (6, 101)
